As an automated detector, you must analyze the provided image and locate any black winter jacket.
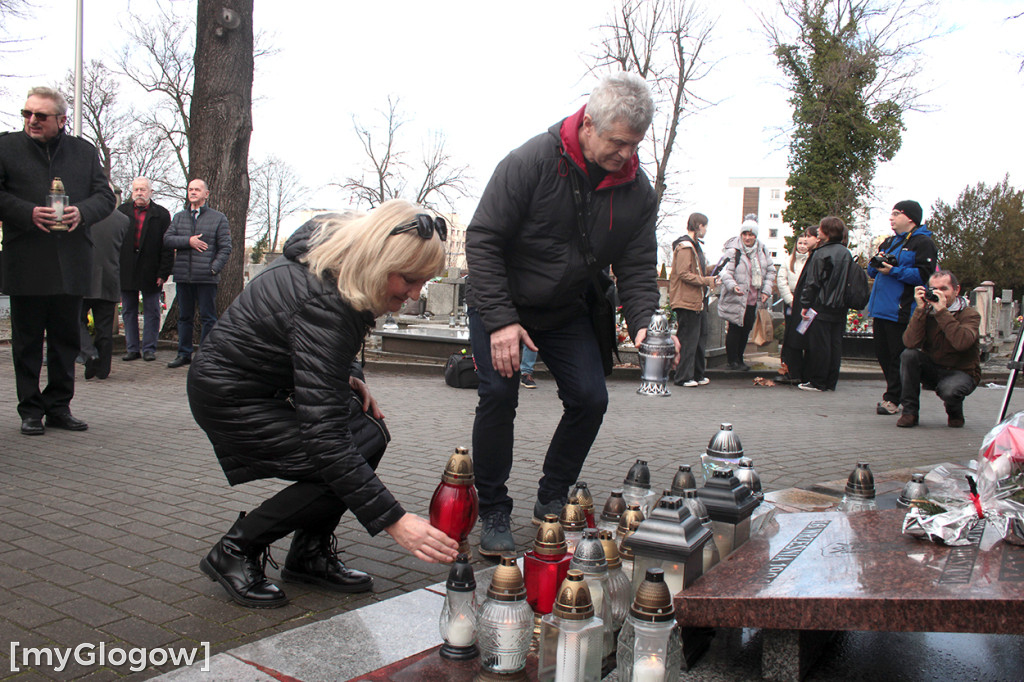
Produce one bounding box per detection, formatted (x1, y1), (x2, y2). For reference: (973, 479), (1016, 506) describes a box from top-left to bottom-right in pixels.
(186, 218), (402, 536)
(165, 205), (231, 284)
(118, 200), (173, 293)
(466, 106), (659, 338)
(799, 241), (853, 322)
(0, 130), (115, 296)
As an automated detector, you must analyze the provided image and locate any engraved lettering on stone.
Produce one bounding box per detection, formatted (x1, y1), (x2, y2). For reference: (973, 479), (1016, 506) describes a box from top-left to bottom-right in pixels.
(939, 522), (984, 585)
(758, 520), (831, 584)
(999, 547), (1024, 582)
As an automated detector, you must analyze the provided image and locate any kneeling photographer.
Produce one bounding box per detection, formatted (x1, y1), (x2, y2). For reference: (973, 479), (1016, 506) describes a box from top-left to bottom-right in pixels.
(896, 269), (981, 428)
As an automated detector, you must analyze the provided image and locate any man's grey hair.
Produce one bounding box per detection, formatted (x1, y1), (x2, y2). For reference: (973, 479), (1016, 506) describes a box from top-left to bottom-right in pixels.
(133, 177), (153, 190)
(27, 86), (68, 115)
(585, 72), (654, 136)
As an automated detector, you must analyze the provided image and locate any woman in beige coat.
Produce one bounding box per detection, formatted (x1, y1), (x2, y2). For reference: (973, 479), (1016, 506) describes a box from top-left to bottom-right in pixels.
(669, 213), (720, 386)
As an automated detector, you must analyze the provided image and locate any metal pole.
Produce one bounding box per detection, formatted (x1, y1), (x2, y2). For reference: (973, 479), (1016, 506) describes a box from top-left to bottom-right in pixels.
(73, 0), (83, 136)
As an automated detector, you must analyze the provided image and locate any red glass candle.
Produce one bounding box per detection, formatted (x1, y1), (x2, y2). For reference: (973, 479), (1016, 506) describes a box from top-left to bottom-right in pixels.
(524, 514), (572, 615)
(429, 447), (479, 553)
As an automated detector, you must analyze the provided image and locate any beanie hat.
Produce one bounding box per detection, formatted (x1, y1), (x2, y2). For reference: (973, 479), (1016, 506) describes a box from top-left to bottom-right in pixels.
(740, 214), (759, 238)
(893, 200), (923, 227)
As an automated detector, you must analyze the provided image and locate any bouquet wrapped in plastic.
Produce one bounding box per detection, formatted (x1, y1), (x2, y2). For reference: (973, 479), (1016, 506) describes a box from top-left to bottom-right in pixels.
(902, 411), (1024, 547)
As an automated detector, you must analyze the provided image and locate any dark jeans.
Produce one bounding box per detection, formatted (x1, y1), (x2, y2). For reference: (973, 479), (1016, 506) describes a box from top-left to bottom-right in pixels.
(725, 304), (756, 365)
(804, 316), (844, 390)
(673, 307), (707, 384)
(10, 294), (81, 419)
(780, 307), (809, 381)
(122, 289), (163, 353)
(469, 309), (608, 516)
(899, 349), (977, 417)
(176, 283), (218, 356)
(873, 318), (907, 404)
(80, 299), (117, 379)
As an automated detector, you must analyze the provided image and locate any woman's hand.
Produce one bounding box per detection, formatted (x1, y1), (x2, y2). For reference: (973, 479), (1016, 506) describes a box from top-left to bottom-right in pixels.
(348, 376), (384, 419)
(733, 286), (743, 295)
(385, 513), (459, 564)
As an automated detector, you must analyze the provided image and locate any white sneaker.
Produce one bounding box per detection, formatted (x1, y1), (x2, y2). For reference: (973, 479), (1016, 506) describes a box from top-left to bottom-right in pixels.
(798, 382), (822, 392)
(682, 380), (699, 387)
(697, 378), (710, 385)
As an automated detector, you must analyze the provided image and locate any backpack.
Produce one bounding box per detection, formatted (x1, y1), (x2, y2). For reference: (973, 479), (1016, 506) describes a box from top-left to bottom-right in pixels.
(444, 351), (479, 389)
(844, 260), (871, 310)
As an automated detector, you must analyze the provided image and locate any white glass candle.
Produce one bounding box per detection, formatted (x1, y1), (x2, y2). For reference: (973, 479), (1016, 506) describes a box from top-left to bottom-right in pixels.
(632, 654), (667, 682)
(447, 612), (475, 646)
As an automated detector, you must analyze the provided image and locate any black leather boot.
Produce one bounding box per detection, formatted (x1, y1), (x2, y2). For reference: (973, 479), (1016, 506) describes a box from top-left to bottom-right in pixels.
(282, 529), (373, 593)
(200, 513), (289, 608)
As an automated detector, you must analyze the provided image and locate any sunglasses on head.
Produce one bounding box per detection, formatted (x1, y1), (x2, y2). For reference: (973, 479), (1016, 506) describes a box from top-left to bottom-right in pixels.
(390, 214), (447, 242)
(21, 109), (61, 122)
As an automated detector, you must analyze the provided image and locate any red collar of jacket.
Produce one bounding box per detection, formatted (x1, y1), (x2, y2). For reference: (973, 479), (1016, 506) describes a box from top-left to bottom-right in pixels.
(559, 106), (640, 191)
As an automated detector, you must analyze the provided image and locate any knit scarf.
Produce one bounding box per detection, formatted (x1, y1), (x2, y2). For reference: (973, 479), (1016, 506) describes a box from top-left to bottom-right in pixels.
(742, 242), (763, 289)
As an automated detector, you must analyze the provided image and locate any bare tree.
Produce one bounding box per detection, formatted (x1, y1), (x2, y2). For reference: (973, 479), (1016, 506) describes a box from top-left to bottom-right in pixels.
(0, 0), (35, 116)
(113, 130), (180, 208)
(61, 60), (133, 185)
(589, 0), (717, 228)
(338, 96), (471, 212)
(248, 155), (308, 258)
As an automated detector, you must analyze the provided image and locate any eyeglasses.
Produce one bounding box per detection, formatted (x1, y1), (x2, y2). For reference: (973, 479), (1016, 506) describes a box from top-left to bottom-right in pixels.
(390, 214), (447, 241)
(21, 109), (61, 122)
(891, 210), (905, 217)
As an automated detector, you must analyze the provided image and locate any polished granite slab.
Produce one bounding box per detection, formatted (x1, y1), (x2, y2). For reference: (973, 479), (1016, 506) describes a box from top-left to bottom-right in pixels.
(675, 509), (1024, 633)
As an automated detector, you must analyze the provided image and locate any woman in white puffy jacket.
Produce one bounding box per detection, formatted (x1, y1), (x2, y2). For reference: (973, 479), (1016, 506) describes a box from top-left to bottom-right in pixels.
(776, 227), (819, 384)
(778, 232), (815, 315)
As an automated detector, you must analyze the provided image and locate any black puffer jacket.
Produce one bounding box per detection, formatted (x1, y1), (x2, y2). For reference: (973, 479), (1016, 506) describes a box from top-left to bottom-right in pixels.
(466, 106), (659, 338)
(186, 218), (403, 536)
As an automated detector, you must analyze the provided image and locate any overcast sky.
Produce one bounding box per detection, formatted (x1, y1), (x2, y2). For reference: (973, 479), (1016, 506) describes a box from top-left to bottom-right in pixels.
(3, 0), (1022, 256)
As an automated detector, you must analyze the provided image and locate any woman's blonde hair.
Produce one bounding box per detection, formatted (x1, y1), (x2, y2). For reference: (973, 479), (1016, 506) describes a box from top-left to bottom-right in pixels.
(302, 199), (446, 315)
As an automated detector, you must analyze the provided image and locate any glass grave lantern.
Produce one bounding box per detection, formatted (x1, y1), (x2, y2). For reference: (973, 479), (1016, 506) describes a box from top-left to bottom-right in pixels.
(622, 459), (659, 517)
(559, 501), (587, 554)
(897, 473), (929, 508)
(624, 496), (713, 596)
(735, 456), (763, 501)
(570, 529), (614, 659)
(616, 568), (682, 682)
(438, 553), (478, 660)
(570, 481), (597, 528)
(839, 461), (879, 512)
(598, 488), (626, 534)
(599, 529), (632, 638)
(616, 502), (645, 542)
(429, 446), (479, 554)
(670, 465), (698, 495)
(478, 556), (533, 674)
(681, 489), (718, 572)
(697, 467), (760, 559)
(637, 311), (676, 396)
(700, 423), (744, 483)
(538, 570), (604, 682)
(524, 513), (572, 632)
(47, 177), (69, 231)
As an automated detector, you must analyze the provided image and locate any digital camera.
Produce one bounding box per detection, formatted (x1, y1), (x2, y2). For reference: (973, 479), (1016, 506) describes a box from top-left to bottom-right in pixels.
(924, 287), (940, 303)
(869, 252), (898, 269)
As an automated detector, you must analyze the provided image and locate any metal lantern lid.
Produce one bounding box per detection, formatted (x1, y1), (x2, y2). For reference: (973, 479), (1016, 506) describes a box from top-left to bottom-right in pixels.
(600, 489), (627, 526)
(50, 177), (66, 194)
(446, 552), (476, 592)
(624, 496), (712, 561)
(697, 469), (760, 523)
(617, 529), (636, 560)
(441, 446), (475, 486)
(487, 555), (527, 602)
(682, 488), (710, 524)
(598, 529), (622, 569)
(624, 459), (652, 489)
(845, 462), (876, 499)
(630, 568), (676, 622)
(533, 513), (568, 556)
(616, 503), (645, 536)
(897, 473), (929, 508)
(559, 502), (587, 531)
(735, 457), (762, 496)
(569, 481), (595, 515)
(570, 529), (608, 574)
(552, 570), (594, 620)
(706, 423), (744, 459)
(670, 465), (698, 494)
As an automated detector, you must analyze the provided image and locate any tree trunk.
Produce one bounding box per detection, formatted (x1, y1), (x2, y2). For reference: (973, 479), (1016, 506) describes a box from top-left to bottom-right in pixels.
(190, 0), (254, 314)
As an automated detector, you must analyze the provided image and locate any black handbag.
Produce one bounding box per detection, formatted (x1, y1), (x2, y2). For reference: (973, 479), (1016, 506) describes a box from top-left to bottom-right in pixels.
(444, 352), (480, 388)
(568, 170), (619, 376)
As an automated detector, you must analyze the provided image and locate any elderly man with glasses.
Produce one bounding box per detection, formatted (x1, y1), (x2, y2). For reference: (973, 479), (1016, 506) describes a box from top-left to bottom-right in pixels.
(0, 86), (115, 435)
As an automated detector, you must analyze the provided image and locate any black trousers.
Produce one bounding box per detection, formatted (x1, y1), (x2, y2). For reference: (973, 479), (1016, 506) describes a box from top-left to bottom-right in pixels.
(804, 316), (844, 390)
(80, 299), (117, 379)
(899, 349), (977, 417)
(674, 307), (708, 383)
(725, 304), (756, 365)
(10, 294), (81, 420)
(873, 318), (907, 404)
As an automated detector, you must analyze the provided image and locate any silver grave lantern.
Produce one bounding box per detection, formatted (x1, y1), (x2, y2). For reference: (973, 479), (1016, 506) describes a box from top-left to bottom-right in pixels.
(624, 496), (713, 596)
(697, 468), (760, 559)
(637, 311), (676, 396)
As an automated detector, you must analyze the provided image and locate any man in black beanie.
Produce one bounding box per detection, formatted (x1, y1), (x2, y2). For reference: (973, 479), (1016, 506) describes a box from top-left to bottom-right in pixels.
(865, 199), (938, 416)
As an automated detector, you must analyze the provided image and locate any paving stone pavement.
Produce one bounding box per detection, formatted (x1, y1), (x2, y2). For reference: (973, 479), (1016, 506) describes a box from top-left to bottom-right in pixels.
(0, 343), (1021, 680)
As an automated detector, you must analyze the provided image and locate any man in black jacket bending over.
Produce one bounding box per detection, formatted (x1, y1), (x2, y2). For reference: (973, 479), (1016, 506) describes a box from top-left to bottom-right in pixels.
(466, 72), (672, 555)
(0, 86), (115, 435)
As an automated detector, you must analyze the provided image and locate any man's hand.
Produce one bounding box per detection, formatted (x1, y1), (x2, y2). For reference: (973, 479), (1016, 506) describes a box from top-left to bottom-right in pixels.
(32, 206), (57, 232)
(156, 278), (165, 286)
(913, 285), (927, 308)
(189, 234), (209, 252)
(490, 323), (536, 378)
(930, 286), (948, 312)
(63, 205), (82, 231)
(349, 376), (384, 419)
(876, 262), (894, 275)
